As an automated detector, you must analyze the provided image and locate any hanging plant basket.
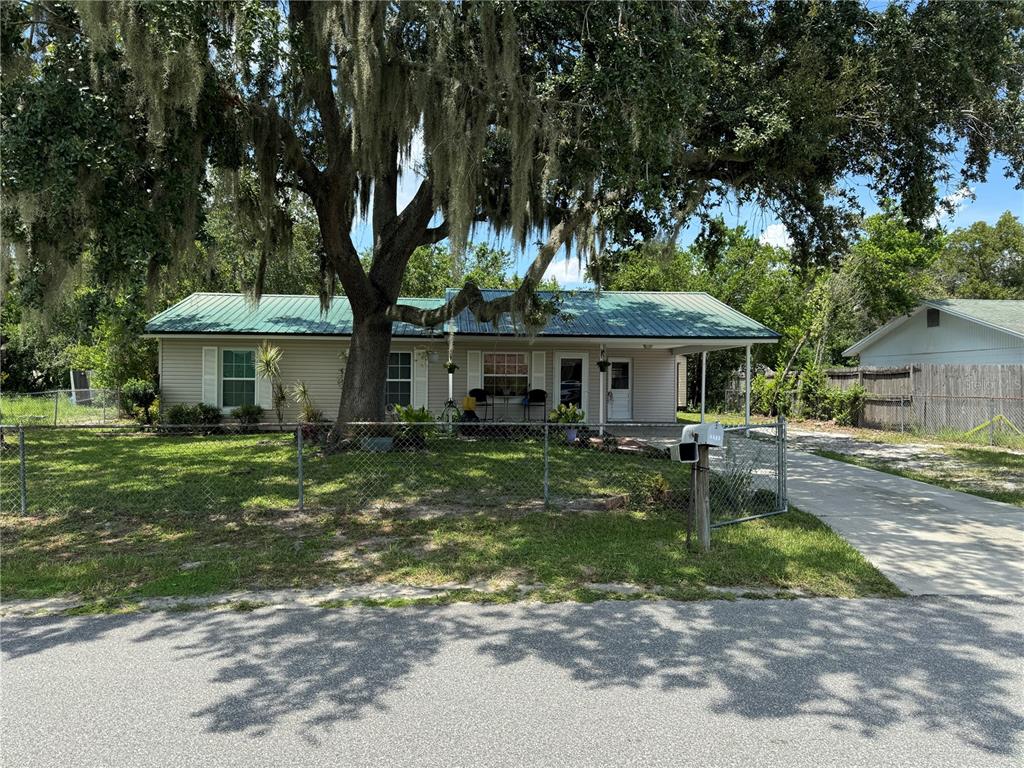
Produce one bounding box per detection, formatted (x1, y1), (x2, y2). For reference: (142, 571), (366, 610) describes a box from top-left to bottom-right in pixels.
(445, 360), (460, 374)
(596, 359), (612, 373)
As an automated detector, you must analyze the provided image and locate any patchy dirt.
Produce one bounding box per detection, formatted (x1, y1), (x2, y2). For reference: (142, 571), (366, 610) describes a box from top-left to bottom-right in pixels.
(788, 427), (1024, 498)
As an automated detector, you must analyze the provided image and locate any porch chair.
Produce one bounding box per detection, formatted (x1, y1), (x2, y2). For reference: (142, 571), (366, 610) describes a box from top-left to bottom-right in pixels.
(523, 389), (547, 421)
(468, 388), (494, 421)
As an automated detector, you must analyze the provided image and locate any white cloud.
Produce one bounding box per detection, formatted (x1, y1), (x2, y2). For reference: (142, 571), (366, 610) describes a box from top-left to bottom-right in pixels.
(758, 223), (793, 250)
(544, 257), (590, 288)
(927, 186), (975, 227)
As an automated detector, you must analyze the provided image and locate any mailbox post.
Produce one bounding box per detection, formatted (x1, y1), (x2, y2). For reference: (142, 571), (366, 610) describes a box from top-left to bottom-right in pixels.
(670, 422), (724, 553)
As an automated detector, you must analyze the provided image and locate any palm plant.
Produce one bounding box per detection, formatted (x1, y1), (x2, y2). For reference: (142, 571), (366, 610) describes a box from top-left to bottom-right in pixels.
(256, 342), (287, 430)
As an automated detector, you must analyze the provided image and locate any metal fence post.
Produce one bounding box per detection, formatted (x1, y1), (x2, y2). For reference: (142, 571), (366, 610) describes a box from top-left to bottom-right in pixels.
(543, 424), (550, 505)
(776, 413), (786, 511)
(296, 426), (304, 512)
(18, 427), (27, 515)
(54, 391), (60, 426)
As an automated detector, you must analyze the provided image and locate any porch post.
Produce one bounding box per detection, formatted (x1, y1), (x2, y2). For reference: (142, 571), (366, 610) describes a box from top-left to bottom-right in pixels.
(598, 344), (606, 435)
(700, 350), (707, 423)
(745, 344), (751, 428)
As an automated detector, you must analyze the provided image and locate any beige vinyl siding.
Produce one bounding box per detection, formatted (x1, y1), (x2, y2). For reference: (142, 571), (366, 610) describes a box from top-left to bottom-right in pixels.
(157, 336), (681, 422)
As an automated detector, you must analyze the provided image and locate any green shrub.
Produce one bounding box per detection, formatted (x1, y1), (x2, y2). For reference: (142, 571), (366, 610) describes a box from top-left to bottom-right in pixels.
(231, 404), (265, 425)
(120, 378), (157, 423)
(164, 403), (223, 426)
(829, 383), (866, 427)
(751, 373), (795, 417)
(797, 364), (831, 420)
(548, 402), (585, 423)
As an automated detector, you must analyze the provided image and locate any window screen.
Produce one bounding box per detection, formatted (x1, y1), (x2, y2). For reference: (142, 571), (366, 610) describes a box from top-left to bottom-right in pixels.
(222, 350), (256, 408)
(385, 352), (412, 406)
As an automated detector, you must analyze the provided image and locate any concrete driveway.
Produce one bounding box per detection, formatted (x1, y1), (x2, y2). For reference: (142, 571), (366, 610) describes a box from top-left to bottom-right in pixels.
(3, 598), (1022, 767)
(788, 451), (1024, 596)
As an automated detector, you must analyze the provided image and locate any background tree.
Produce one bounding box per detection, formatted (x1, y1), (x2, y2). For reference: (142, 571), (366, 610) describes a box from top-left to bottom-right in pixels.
(932, 212), (1024, 299)
(3, 1), (1022, 421)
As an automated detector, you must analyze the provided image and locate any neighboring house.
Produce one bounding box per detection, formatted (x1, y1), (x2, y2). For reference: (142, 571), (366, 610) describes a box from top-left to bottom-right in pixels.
(844, 299), (1024, 366)
(145, 290), (779, 423)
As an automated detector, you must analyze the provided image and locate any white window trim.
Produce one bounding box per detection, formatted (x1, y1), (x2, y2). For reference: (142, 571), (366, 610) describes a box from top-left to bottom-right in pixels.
(482, 351), (530, 397)
(554, 351), (589, 412)
(385, 350), (413, 407)
(220, 347), (257, 412)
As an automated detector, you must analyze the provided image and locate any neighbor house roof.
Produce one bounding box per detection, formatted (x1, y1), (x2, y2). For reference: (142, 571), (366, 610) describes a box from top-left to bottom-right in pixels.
(145, 291), (780, 341)
(843, 298), (1024, 356)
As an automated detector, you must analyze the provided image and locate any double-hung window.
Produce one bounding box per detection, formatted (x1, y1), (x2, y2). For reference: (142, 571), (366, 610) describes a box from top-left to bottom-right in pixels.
(483, 352), (528, 396)
(385, 351), (412, 406)
(222, 350), (256, 408)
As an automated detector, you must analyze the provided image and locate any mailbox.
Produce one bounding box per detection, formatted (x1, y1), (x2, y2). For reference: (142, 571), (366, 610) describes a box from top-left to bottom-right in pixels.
(682, 421), (725, 448)
(670, 421), (725, 463)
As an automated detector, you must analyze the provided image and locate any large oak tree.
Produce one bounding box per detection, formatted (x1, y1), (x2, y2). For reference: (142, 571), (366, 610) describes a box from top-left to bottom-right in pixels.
(2, 0), (1022, 421)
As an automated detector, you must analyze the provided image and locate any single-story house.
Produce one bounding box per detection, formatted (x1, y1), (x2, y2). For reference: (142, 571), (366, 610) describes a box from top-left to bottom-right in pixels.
(145, 290), (779, 423)
(844, 299), (1024, 366)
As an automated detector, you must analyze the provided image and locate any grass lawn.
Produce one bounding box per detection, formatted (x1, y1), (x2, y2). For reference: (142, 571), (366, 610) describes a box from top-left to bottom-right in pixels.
(677, 409), (774, 426)
(812, 447), (1024, 507)
(0, 392), (120, 426)
(0, 428), (899, 607)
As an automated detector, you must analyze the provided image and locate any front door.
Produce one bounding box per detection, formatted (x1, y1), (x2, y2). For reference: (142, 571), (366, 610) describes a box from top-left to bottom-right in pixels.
(608, 358), (632, 421)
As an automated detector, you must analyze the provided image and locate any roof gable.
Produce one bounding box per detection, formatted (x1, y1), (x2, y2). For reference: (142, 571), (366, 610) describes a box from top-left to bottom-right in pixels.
(146, 291), (780, 341)
(843, 299), (1024, 357)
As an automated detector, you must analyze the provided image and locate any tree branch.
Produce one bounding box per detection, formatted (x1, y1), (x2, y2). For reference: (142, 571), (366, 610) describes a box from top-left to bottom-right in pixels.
(386, 214), (578, 327)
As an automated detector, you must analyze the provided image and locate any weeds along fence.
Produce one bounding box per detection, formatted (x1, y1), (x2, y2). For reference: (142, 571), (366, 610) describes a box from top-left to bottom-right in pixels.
(0, 421), (787, 532)
(850, 394), (1024, 448)
(0, 388), (124, 426)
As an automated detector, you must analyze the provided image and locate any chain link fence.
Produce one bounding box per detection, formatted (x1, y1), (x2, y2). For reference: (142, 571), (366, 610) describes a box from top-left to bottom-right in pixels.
(859, 394), (1024, 449)
(0, 420), (787, 531)
(0, 388), (124, 426)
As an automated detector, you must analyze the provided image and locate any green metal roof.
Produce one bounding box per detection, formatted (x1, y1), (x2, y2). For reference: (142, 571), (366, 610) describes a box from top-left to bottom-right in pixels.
(146, 291), (780, 340)
(925, 299), (1024, 339)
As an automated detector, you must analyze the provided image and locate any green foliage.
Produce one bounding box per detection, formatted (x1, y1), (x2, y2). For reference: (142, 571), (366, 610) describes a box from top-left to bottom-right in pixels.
(290, 381), (323, 424)
(548, 403), (585, 424)
(932, 211), (1024, 299)
(164, 403), (222, 427)
(393, 405), (433, 424)
(119, 378), (157, 424)
(751, 374), (796, 418)
(828, 385), (867, 428)
(231, 404), (264, 426)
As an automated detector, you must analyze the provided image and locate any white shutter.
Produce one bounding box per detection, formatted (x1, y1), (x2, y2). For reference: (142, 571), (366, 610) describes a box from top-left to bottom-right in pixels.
(531, 351), (546, 393)
(412, 348), (429, 409)
(466, 350), (482, 392)
(256, 360), (272, 411)
(201, 347), (219, 406)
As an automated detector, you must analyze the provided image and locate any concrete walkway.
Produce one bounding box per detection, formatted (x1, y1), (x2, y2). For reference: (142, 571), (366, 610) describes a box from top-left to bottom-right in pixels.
(788, 451), (1024, 596)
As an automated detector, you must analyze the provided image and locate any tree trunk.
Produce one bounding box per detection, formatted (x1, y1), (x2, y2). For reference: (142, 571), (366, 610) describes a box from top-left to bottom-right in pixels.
(336, 311), (394, 424)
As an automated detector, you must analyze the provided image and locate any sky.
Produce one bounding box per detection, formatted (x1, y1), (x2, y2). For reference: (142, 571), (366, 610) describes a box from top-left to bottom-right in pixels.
(353, 153), (1024, 290)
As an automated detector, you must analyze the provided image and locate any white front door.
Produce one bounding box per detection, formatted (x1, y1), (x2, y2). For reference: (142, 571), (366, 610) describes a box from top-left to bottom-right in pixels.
(608, 358), (632, 421)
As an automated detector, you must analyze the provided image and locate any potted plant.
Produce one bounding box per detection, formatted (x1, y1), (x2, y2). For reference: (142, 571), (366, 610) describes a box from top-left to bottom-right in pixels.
(393, 404), (434, 450)
(596, 352), (612, 373)
(548, 402), (585, 443)
(444, 359), (459, 374)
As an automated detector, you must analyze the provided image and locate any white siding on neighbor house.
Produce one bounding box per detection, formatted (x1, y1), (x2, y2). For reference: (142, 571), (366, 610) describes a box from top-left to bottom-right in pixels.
(157, 336), (682, 422)
(859, 308), (1024, 366)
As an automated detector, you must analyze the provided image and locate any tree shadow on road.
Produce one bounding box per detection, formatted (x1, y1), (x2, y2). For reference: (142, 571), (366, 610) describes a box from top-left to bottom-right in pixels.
(3, 596), (1022, 756)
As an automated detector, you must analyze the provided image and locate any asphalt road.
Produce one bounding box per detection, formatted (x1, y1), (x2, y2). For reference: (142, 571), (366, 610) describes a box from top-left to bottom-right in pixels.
(3, 597), (1022, 768)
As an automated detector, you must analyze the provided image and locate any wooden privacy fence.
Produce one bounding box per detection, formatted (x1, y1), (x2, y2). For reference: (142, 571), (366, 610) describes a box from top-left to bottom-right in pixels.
(826, 364), (1024, 439)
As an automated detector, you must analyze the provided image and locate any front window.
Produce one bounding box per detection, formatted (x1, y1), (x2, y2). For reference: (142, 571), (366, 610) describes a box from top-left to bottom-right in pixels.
(222, 350), (255, 407)
(385, 352), (412, 406)
(484, 352), (528, 396)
